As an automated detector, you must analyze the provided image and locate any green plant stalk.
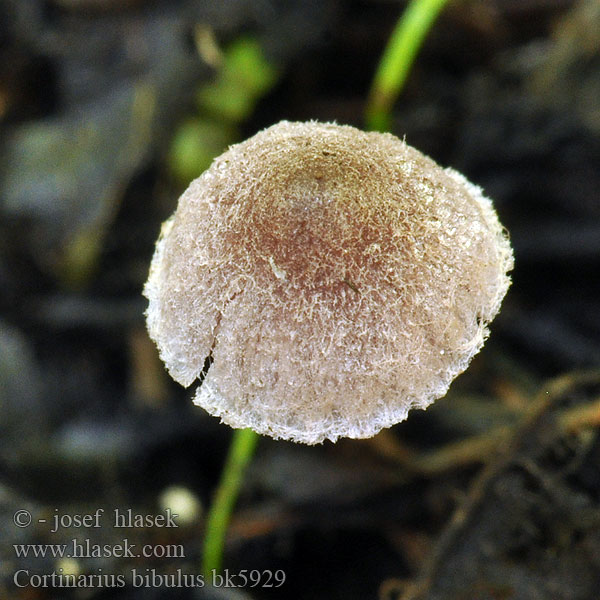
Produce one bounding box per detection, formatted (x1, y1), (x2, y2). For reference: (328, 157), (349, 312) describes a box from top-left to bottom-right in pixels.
(202, 427), (259, 578)
(365, 0), (450, 132)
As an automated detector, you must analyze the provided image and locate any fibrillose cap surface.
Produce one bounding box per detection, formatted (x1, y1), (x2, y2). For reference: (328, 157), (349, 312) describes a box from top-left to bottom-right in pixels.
(144, 121), (513, 444)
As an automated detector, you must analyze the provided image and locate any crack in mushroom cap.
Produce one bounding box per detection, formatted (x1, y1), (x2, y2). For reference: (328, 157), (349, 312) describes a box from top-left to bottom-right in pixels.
(144, 120), (513, 444)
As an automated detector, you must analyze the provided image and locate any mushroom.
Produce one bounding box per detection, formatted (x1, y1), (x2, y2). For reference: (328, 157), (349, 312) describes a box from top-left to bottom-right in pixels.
(144, 121), (513, 444)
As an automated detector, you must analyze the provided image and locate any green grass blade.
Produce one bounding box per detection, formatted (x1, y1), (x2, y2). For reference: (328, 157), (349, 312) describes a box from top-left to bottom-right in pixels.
(202, 427), (260, 578)
(366, 0), (451, 131)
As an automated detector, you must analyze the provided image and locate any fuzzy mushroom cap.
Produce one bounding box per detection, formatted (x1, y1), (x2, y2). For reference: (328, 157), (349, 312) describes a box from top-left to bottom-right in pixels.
(144, 121), (513, 444)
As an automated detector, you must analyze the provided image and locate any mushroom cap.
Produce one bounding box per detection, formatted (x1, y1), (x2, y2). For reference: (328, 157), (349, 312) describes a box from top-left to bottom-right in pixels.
(144, 121), (513, 444)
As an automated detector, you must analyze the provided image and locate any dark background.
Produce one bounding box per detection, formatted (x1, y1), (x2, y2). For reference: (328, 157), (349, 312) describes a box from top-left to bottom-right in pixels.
(1, 1), (599, 599)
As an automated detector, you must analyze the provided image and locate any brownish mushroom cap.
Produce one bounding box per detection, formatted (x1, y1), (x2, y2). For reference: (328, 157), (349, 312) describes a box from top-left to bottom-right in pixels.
(144, 121), (513, 444)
